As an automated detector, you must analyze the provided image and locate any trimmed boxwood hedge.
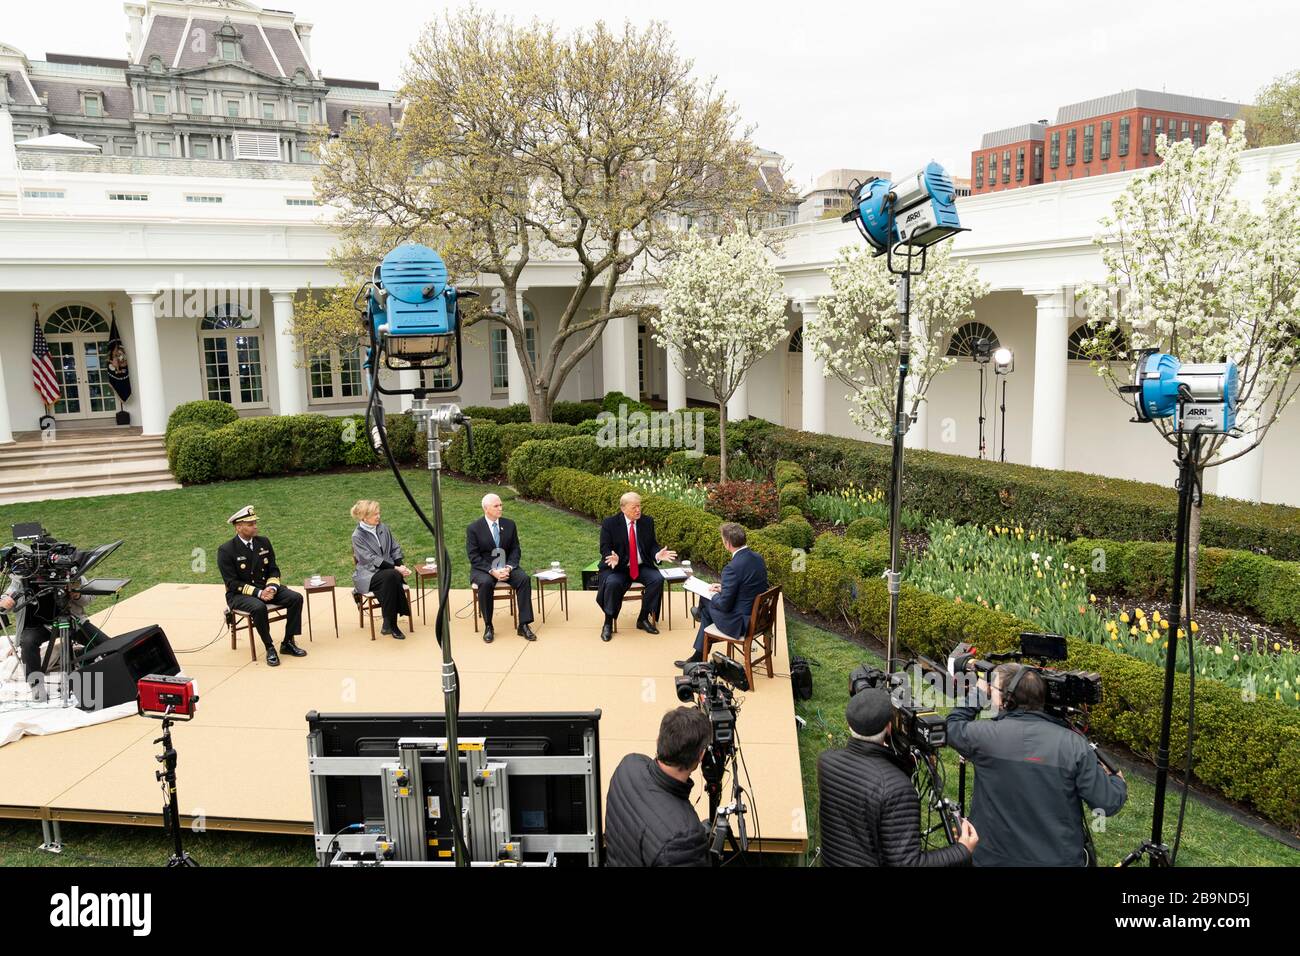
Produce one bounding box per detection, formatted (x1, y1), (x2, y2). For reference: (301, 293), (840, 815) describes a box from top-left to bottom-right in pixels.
(446, 421), (579, 480)
(1065, 537), (1300, 632)
(750, 426), (1300, 560)
(506, 435), (669, 497)
(525, 465), (1300, 832)
(165, 399), (238, 437)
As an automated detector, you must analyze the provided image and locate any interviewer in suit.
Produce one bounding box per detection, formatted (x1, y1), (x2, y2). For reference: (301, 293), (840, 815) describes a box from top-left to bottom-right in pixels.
(675, 522), (768, 668)
(596, 491), (676, 642)
(466, 493), (537, 644)
(350, 499), (412, 640)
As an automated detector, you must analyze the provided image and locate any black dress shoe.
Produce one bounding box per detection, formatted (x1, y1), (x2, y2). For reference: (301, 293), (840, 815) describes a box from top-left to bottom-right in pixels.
(600, 621), (613, 642)
(389, 626), (406, 641)
(265, 645), (281, 667)
(674, 653), (703, 669)
(636, 618), (659, 635)
(517, 624), (537, 641)
(483, 626), (495, 644)
(279, 639), (308, 658)
(690, 605), (701, 623)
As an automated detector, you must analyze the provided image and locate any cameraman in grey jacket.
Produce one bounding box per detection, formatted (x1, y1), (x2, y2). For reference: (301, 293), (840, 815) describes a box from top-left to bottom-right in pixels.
(946, 662), (1127, 866)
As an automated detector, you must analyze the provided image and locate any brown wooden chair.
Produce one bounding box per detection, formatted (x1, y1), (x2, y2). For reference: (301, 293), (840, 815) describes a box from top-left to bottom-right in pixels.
(700, 586), (781, 690)
(352, 555), (415, 641)
(471, 579), (519, 633)
(226, 604), (288, 662)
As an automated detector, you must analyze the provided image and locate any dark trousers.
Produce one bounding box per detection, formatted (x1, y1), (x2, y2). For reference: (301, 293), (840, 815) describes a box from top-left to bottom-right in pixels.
(369, 568), (411, 629)
(227, 587), (303, 647)
(596, 565), (664, 622)
(19, 619), (108, 678)
(471, 568), (534, 628)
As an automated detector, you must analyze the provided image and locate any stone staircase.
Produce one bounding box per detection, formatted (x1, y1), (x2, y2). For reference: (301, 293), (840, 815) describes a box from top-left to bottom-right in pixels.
(0, 429), (181, 505)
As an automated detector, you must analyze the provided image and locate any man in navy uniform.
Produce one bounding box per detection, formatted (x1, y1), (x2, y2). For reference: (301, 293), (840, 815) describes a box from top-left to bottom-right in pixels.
(217, 505), (306, 666)
(466, 493), (537, 644)
(596, 491), (676, 642)
(676, 523), (767, 668)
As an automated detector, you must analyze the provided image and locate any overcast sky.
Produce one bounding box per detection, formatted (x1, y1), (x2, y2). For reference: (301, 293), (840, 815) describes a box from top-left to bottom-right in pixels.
(5, 0), (1296, 187)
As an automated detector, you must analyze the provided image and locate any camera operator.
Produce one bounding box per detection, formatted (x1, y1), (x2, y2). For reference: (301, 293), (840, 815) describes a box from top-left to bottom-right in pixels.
(946, 662), (1127, 866)
(1, 557), (107, 680)
(818, 687), (977, 866)
(604, 706), (712, 867)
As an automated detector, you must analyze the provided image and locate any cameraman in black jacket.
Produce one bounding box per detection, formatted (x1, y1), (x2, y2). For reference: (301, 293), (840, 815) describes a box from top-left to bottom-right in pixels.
(604, 706), (711, 866)
(946, 662), (1127, 866)
(818, 688), (977, 866)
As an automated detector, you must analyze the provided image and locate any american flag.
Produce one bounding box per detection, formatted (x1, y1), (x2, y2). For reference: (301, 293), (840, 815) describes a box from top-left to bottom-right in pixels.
(32, 317), (60, 405)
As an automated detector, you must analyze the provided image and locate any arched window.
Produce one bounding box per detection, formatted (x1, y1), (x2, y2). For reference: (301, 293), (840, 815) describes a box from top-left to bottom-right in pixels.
(45, 304), (108, 335)
(947, 322), (1000, 358)
(200, 305), (265, 407)
(43, 305), (115, 417)
(1068, 321), (1129, 361)
(788, 327), (804, 353)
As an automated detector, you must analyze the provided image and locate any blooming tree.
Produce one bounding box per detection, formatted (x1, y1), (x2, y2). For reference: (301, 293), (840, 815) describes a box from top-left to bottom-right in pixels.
(1081, 121), (1300, 609)
(653, 231), (788, 480)
(807, 243), (989, 440)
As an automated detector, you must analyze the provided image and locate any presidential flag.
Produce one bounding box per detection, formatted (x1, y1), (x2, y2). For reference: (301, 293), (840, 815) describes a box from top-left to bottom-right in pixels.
(106, 309), (132, 402)
(32, 316), (60, 406)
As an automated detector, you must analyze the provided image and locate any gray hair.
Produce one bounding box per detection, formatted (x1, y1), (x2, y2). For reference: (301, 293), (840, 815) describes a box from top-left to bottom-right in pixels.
(849, 727), (889, 745)
(481, 493), (501, 509)
(619, 491), (642, 508)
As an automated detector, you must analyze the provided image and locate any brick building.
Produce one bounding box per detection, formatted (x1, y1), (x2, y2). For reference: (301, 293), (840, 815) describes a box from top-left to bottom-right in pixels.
(971, 90), (1246, 195)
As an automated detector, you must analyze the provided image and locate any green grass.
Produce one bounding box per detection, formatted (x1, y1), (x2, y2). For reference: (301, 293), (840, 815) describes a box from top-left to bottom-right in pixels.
(0, 470), (597, 601)
(788, 617), (1300, 867)
(2, 471), (1295, 866)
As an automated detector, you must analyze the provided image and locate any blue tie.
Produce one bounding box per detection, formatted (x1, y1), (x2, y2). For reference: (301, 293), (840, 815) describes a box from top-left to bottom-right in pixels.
(491, 522), (500, 548)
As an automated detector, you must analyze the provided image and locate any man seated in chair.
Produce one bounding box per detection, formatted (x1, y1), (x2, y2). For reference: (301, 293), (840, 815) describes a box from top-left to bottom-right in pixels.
(597, 492), (676, 643)
(675, 523), (767, 668)
(217, 505), (305, 667)
(466, 493), (536, 644)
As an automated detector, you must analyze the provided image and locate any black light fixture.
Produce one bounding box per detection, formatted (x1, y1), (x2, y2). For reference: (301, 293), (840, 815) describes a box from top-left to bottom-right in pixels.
(973, 337), (993, 458)
(993, 347), (1014, 462)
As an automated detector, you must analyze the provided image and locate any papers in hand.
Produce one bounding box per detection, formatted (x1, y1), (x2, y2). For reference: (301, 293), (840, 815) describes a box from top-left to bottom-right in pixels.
(658, 565), (689, 581)
(683, 575), (714, 601)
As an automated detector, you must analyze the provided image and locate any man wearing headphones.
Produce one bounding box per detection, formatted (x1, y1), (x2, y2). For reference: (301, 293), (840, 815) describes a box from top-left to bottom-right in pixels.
(946, 662), (1127, 866)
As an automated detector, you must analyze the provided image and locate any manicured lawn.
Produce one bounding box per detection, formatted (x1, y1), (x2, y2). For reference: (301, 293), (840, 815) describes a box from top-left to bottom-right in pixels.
(2, 471), (1295, 866)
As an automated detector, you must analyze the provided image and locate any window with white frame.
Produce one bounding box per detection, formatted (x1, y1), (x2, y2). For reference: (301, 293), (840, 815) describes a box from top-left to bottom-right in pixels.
(152, 93), (168, 114)
(297, 103), (310, 123)
(262, 101), (276, 120)
(82, 93), (102, 117)
(192, 141), (210, 159)
(190, 95), (205, 114)
(488, 301), (538, 392)
(308, 343), (366, 403)
(226, 98), (241, 118)
(200, 306), (265, 407)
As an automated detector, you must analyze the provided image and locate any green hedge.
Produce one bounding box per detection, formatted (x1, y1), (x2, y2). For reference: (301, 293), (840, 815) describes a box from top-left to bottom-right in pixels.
(750, 426), (1300, 560)
(812, 530), (891, 578)
(507, 436), (668, 497)
(1065, 537), (1300, 632)
(173, 429), (220, 484)
(166, 424), (208, 472)
(165, 400), (238, 438)
(760, 514), (815, 551)
(847, 516), (885, 539)
(774, 459), (807, 490)
(446, 421), (579, 479)
(525, 465), (1300, 831)
(459, 403), (532, 424)
(664, 451), (721, 483)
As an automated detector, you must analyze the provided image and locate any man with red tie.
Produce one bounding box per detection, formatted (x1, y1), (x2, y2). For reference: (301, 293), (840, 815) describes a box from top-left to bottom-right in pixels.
(596, 492), (676, 642)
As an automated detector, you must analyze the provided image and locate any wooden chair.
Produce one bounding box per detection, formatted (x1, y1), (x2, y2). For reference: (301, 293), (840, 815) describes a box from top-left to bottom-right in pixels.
(612, 581), (649, 632)
(226, 604), (288, 662)
(700, 586), (781, 690)
(471, 579), (519, 633)
(353, 556), (415, 641)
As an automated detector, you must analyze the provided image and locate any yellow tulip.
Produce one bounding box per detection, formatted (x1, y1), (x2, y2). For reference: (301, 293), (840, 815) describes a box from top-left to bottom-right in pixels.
(1130, 626), (1138, 636)
(1274, 642), (1282, 652)
(1214, 645), (1223, 655)
(1089, 593), (1097, 603)
(1190, 621), (1199, 633)
(1160, 619), (1169, 630)
(1145, 635), (1154, 645)
(1120, 612), (1130, 624)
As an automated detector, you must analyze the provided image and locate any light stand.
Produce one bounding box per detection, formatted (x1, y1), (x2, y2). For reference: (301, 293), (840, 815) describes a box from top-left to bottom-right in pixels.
(993, 347), (1014, 462)
(973, 338), (993, 460)
(153, 708), (198, 867)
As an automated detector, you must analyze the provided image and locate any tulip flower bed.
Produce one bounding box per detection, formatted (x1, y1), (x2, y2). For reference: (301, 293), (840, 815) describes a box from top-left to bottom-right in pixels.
(906, 522), (1300, 707)
(604, 467), (708, 508)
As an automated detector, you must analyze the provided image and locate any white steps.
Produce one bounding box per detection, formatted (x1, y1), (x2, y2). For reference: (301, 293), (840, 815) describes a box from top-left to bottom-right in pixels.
(0, 430), (181, 505)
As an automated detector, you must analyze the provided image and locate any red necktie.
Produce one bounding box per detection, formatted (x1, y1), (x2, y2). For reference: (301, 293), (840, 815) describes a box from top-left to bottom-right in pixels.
(628, 521), (639, 580)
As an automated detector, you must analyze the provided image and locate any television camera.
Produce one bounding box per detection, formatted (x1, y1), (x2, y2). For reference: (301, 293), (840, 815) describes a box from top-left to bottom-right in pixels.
(947, 631), (1102, 725)
(675, 652), (752, 861)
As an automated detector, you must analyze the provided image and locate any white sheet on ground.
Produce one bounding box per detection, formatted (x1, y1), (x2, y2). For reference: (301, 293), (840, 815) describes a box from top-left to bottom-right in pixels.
(0, 634), (136, 747)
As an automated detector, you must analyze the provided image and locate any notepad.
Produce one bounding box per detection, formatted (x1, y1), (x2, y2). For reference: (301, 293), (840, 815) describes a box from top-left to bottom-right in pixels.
(683, 575), (714, 600)
(659, 566), (689, 581)
(536, 569), (566, 581)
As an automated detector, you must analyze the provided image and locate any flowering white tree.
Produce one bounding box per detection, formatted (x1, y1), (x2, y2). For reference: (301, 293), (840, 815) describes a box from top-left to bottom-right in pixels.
(807, 243), (989, 439)
(1081, 121), (1300, 608)
(653, 231), (788, 480)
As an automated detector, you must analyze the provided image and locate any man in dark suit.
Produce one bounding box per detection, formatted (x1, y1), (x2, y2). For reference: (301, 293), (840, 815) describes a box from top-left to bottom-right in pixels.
(675, 523), (767, 667)
(596, 491), (676, 642)
(466, 493), (536, 644)
(217, 505), (306, 667)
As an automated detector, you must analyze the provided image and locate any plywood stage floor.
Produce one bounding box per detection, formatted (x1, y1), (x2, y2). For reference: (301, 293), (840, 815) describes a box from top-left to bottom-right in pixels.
(0, 583), (807, 854)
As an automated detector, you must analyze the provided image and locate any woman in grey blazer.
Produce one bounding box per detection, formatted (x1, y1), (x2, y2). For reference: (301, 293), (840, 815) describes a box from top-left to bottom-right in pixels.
(350, 499), (412, 639)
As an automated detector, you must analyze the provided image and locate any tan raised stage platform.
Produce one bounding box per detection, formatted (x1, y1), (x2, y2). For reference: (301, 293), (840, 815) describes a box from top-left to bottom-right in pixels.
(0, 583), (807, 854)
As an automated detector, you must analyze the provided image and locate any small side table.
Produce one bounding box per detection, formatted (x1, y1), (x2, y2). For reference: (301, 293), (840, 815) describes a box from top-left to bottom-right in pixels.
(534, 571), (569, 623)
(303, 576), (339, 641)
(660, 565), (695, 630)
(414, 564), (439, 624)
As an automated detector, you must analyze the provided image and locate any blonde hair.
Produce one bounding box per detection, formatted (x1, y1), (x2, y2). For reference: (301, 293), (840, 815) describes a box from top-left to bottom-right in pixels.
(350, 499), (380, 522)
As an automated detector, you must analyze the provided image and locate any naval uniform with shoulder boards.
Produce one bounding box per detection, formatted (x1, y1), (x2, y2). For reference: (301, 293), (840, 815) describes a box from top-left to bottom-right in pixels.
(217, 505), (305, 666)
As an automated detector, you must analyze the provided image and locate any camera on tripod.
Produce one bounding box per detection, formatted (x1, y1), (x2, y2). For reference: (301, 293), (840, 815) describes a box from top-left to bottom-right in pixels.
(948, 632), (1102, 720)
(848, 664), (947, 755)
(675, 653), (748, 751)
(0, 524), (79, 587)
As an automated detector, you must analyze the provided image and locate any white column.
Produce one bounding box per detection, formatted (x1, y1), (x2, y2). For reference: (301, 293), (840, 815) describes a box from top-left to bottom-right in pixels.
(507, 287), (529, 406)
(600, 315), (638, 398)
(904, 305), (929, 450)
(666, 344), (687, 412)
(0, 340), (14, 444)
(270, 290), (307, 416)
(1029, 288), (1069, 470)
(1215, 440), (1265, 502)
(798, 300), (826, 434)
(726, 375), (749, 421)
(127, 291), (167, 436)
